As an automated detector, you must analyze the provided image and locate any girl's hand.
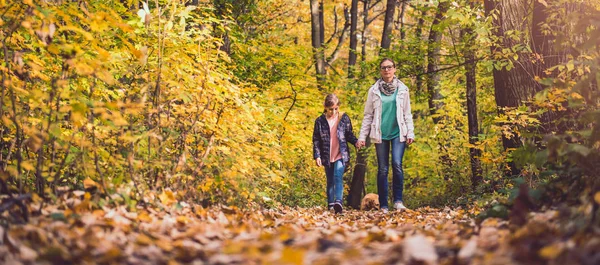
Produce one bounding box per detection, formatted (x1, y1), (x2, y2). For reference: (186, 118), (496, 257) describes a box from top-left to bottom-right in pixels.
(315, 158), (322, 167)
(407, 138), (414, 145)
(356, 140), (365, 149)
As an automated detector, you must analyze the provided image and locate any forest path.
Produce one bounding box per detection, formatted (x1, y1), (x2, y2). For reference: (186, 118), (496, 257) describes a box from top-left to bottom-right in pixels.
(0, 202), (589, 264)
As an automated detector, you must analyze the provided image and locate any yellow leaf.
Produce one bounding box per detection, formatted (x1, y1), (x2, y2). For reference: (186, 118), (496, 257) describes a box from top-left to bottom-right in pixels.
(136, 234), (153, 246)
(21, 161), (35, 171)
(280, 247), (304, 265)
(594, 192), (600, 204)
(93, 210), (105, 217)
(176, 215), (189, 224)
(156, 239), (174, 252)
(539, 243), (563, 259)
(84, 178), (98, 189)
(138, 211), (152, 222)
(159, 190), (177, 206)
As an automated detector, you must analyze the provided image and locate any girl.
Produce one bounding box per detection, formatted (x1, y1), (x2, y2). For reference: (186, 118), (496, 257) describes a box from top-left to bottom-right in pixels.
(312, 94), (358, 213)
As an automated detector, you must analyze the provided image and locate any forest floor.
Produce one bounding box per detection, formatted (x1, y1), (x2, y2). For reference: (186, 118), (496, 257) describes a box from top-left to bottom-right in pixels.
(1, 194), (599, 265)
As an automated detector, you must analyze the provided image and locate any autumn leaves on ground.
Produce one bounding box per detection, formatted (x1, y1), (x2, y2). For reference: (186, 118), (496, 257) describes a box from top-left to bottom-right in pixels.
(2, 187), (600, 265)
(2, 0), (600, 264)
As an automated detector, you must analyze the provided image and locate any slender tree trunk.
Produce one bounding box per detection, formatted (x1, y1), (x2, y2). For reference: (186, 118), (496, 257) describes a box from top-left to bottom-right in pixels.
(397, 0), (407, 40)
(427, 1), (449, 122)
(310, 0), (326, 88)
(348, 0), (359, 78)
(319, 0), (325, 46)
(380, 0), (396, 51)
(361, 0), (370, 63)
(212, 0), (232, 54)
(415, 12), (425, 94)
(347, 140), (371, 209)
(462, 24), (483, 190)
(426, 1), (453, 180)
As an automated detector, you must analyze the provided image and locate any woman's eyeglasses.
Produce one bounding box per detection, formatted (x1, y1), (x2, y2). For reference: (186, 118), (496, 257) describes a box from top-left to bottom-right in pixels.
(380, 65), (395, 71)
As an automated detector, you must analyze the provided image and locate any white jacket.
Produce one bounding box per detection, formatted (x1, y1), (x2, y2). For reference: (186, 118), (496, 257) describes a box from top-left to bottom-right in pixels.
(358, 79), (415, 144)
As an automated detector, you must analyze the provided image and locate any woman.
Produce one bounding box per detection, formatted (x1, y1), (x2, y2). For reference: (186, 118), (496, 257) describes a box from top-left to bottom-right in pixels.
(356, 58), (415, 213)
(313, 94), (358, 214)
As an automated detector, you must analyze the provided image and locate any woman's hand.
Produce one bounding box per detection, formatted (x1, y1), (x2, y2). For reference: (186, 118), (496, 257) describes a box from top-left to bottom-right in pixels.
(407, 138), (414, 145)
(356, 140), (365, 149)
(315, 157), (322, 167)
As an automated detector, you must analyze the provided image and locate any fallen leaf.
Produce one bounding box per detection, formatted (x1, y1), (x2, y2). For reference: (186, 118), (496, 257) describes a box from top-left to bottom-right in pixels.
(403, 234), (438, 264)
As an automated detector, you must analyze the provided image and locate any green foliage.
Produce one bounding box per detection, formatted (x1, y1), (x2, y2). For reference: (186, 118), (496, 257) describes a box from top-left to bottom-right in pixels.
(508, 0), (600, 206)
(2, 0), (596, 211)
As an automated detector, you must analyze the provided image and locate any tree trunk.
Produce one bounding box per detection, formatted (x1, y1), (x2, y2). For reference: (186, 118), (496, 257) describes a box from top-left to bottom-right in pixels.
(212, 0), (231, 54)
(347, 140), (371, 209)
(310, 0), (326, 88)
(462, 25), (483, 190)
(380, 0), (396, 51)
(415, 12), (425, 94)
(426, 1), (453, 180)
(483, 0), (529, 176)
(348, 0), (359, 78)
(361, 0), (370, 63)
(397, 0), (407, 40)
(319, 0), (325, 46)
(427, 1), (449, 123)
(531, 0), (566, 134)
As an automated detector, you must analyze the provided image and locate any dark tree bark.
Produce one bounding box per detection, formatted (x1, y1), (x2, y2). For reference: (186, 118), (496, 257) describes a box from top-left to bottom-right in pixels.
(415, 12), (425, 94)
(426, 1), (449, 123)
(426, 1), (453, 180)
(462, 23), (483, 190)
(397, 0), (407, 40)
(319, 0), (325, 46)
(531, 0), (568, 134)
(347, 140), (371, 209)
(380, 0), (397, 50)
(483, 0), (530, 176)
(348, 0), (359, 78)
(361, 0), (370, 62)
(310, 0), (326, 88)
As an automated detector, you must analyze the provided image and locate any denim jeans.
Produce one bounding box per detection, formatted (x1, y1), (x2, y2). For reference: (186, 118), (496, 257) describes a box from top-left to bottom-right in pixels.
(375, 137), (406, 209)
(324, 159), (345, 205)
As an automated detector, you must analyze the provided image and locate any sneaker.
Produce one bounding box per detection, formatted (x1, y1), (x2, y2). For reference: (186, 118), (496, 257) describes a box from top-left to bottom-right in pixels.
(381, 207), (389, 214)
(333, 201), (343, 214)
(394, 201), (407, 211)
(328, 203), (334, 211)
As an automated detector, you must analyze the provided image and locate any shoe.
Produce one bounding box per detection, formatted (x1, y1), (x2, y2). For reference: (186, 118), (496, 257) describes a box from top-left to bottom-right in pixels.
(381, 207), (389, 214)
(333, 201), (343, 214)
(328, 203), (334, 211)
(394, 201), (407, 211)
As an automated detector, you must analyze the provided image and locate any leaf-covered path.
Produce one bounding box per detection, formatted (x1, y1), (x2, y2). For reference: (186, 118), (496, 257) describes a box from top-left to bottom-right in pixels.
(1, 202), (597, 264)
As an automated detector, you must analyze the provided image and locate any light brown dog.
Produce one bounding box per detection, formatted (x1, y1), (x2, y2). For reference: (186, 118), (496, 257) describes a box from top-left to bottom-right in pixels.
(360, 193), (380, 211)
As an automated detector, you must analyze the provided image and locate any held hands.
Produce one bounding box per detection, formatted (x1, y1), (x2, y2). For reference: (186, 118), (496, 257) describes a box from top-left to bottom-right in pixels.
(407, 138), (414, 145)
(356, 140), (365, 149)
(315, 157), (322, 167)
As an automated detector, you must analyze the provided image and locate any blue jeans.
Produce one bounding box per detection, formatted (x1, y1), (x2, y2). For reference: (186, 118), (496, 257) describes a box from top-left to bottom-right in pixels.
(375, 137), (406, 209)
(324, 159), (344, 205)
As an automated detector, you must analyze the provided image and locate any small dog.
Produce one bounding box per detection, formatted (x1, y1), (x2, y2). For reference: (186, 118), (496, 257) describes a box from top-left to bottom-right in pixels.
(361, 193), (380, 211)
